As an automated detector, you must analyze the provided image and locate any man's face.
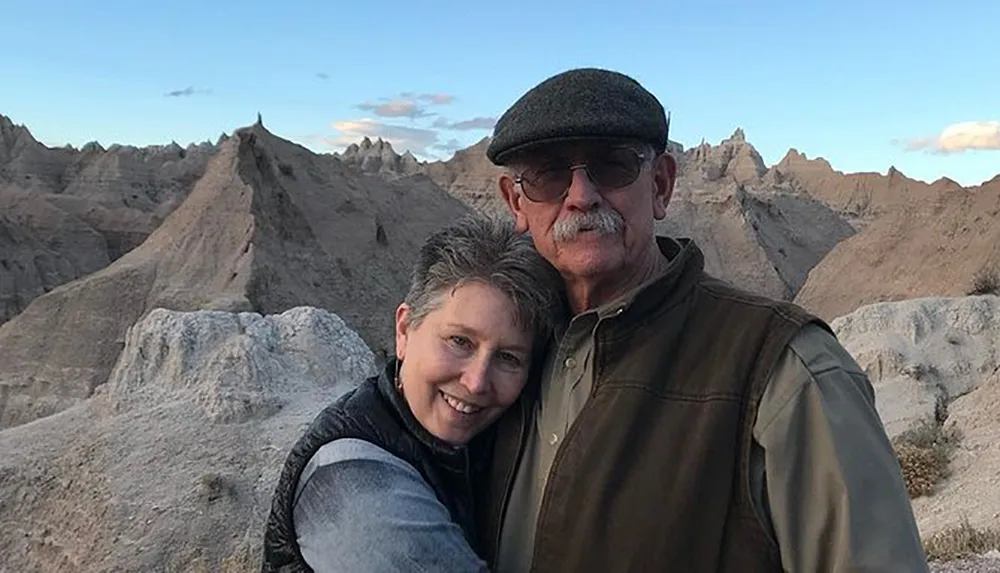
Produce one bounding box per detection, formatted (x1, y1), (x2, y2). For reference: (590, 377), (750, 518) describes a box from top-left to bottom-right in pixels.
(498, 140), (676, 282)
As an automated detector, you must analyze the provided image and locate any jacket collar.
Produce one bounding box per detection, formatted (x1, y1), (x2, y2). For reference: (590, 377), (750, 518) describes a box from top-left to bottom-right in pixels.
(554, 236), (705, 331)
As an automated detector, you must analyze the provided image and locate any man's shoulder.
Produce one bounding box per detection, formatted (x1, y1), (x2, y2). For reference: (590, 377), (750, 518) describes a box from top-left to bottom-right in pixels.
(692, 273), (830, 331)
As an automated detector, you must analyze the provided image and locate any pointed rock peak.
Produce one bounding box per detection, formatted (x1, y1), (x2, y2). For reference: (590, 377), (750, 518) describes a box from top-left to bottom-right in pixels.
(932, 176), (961, 189)
(256, 112), (263, 126)
(360, 137), (373, 150)
(730, 128), (746, 142)
(0, 114), (39, 146)
(81, 140), (105, 154)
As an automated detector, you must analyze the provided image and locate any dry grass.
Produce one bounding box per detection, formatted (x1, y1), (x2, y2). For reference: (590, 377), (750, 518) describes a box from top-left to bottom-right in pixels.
(968, 267), (1000, 296)
(924, 518), (1000, 561)
(892, 420), (961, 498)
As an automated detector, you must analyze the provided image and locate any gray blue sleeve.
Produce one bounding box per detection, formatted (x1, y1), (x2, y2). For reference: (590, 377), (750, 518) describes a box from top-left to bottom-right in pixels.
(292, 437), (489, 573)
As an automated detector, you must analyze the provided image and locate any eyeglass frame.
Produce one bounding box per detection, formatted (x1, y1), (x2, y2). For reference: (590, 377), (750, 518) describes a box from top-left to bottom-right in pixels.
(511, 145), (654, 204)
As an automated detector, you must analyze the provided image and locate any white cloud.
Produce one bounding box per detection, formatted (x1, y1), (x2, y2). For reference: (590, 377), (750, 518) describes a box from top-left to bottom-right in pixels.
(322, 118), (441, 155)
(902, 120), (1000, 154)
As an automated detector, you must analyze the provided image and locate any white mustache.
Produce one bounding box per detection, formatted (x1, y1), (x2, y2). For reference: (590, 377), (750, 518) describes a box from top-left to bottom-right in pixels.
(552, 208), (624, 242)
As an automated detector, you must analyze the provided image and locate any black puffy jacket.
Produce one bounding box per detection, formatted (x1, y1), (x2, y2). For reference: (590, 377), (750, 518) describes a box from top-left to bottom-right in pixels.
(260, 358), (490, 572)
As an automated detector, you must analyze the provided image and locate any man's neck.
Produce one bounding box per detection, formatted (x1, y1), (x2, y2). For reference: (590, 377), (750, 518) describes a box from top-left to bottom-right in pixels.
(564, 241), (671, 315)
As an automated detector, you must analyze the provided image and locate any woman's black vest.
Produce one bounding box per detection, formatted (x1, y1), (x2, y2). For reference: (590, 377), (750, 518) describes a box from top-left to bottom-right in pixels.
(260, 359), (490, 572)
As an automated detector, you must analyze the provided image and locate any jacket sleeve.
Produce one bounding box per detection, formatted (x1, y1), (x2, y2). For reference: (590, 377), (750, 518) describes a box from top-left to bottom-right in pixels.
(753, 323), (930, 572)
(293, 438), (489, 573)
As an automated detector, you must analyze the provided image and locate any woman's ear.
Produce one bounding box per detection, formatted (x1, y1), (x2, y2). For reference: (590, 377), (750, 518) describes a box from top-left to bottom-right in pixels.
(394, 303), (411, 361)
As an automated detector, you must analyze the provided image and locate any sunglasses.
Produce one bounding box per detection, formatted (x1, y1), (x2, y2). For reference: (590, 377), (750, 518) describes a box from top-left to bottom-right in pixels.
(513, 146), (649, 203)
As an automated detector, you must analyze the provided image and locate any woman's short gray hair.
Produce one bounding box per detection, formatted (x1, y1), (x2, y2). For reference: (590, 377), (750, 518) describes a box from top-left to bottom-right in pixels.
(403, 214), (564, 345)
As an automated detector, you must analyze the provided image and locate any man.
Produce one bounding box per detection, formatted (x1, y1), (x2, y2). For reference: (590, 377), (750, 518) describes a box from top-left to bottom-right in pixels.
(473, 67), (929, 572)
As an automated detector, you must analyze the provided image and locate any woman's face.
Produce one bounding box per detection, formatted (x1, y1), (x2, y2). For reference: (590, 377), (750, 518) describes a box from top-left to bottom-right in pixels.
(394, 281), (534, 446)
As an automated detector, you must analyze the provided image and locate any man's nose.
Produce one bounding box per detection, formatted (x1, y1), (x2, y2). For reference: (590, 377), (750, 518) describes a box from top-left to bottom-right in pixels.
(563, 165), (602, 210)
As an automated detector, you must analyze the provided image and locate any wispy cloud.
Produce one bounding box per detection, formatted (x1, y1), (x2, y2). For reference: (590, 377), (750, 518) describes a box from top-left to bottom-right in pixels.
(419, 93), (455, 105)
(316, 72), (330, 80)
(164, 86), (210, 97)
(898, 121), (1000, 154)
(357, 99), (431, 119)
(319, 91), (491, 159)
(321, 118), (442, 155)
(432, 116), (497, 130)
(355, 92), (457, 119)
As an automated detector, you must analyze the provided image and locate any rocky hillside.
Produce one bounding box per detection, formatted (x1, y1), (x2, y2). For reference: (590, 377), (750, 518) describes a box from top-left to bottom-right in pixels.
(659, 129), (857, 299)
(0, 306), (376, 572)
(0, 120), (470, 430)
(832, 295), (1000, 542)
(795, 174), (1000, 320)
(0, 113), (220, 324)
(335, 136), (423, 179)
(770, 147), (964, 223)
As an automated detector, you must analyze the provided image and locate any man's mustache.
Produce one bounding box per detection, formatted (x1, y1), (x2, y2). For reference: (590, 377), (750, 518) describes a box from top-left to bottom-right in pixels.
(552, 208), (624, 242)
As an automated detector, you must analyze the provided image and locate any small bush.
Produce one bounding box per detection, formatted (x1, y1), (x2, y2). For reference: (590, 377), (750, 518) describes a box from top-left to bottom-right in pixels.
(924, 518), (1000, 561)
(278, 162), (295, 178)
(967, 267), (1000, 296)
(891, 420), (961, 498)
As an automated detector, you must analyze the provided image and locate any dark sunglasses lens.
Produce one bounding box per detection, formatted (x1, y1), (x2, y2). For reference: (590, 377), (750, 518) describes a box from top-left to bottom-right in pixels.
(588, 149), (642, 188)
(521, 171), (572, 201)
(518, 148), (643, 201)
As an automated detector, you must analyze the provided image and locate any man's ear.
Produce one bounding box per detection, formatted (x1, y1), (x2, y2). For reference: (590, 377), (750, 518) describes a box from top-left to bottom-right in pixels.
(394, 303), (411, 361)
(651, 153), (676, 220)
(499, 173), (530, 233)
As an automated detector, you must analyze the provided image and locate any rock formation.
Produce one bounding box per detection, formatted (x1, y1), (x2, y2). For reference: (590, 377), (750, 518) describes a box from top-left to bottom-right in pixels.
(770, 147), (963, 222)
(0, 113), (221, 324)
(832, 295), (1000, 439)
(657, 129), (856, 299)
(832, 295), (1000, 540)
(0, 122), (470, 430)
(336, 137), (423, 179)
(795, 175), (1000, 320)
(0, 306), (376, 572)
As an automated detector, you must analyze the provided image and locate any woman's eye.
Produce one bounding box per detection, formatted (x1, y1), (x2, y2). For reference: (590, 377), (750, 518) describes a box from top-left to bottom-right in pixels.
(498, 352), (522, 368)
(449, 335), (472, 348)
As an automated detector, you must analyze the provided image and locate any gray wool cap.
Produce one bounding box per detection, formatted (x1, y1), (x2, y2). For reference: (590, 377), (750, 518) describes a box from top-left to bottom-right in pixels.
(486, 67), (670, 165)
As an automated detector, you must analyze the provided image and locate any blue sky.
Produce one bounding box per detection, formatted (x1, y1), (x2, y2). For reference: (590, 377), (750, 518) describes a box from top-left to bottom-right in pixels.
(2, 0), (998, 186)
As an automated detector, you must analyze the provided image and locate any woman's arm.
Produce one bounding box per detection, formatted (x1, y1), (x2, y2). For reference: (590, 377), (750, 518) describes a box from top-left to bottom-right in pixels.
(293, 437), (488, 573)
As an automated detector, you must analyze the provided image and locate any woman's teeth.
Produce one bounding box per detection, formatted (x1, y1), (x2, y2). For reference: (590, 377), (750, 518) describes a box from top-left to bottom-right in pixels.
(441, 392), (483, 415)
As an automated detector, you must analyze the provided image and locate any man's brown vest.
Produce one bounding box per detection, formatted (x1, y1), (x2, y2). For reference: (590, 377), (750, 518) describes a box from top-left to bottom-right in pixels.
(473, 238), (829, 572)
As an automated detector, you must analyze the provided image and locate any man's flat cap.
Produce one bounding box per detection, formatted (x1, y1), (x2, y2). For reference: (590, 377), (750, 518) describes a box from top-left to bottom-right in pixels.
(486, 67), (669, 165)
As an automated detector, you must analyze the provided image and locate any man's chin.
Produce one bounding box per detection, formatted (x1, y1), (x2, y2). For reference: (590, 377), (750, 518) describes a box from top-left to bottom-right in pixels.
(555, 244), (623, 277)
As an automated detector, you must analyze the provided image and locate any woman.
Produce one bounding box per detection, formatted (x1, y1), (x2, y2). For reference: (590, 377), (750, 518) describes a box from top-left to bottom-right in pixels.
(261, 214), (564, 572)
